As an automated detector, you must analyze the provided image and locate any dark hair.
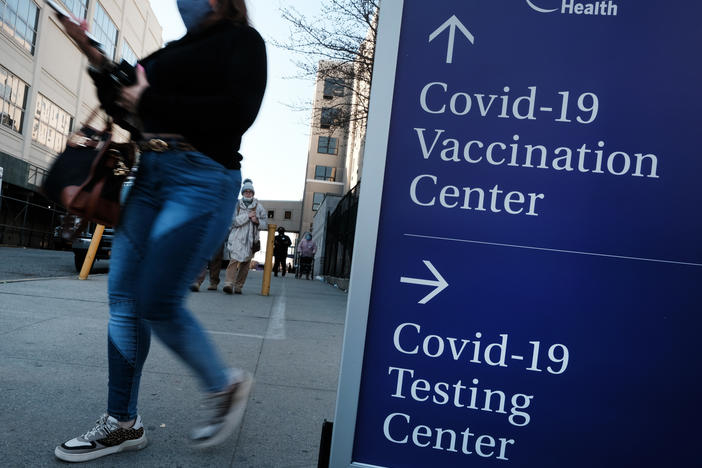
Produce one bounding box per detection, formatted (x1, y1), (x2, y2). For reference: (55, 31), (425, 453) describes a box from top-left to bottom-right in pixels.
(208, 0), (249, 25)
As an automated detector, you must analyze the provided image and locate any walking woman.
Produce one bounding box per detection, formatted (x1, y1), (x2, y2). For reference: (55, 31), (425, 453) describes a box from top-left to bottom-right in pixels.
(53, 0), (266, 461)
(223, 178), (267, 294)
(297, 232), (317, 279)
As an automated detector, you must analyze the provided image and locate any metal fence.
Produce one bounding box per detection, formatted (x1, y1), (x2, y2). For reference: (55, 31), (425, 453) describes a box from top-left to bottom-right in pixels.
(323, 183), (359, 278)
(0, 192), (65, 249)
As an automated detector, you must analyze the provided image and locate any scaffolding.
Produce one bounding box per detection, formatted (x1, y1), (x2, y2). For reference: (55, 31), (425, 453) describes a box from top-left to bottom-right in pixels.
(0, 186), (66, 249)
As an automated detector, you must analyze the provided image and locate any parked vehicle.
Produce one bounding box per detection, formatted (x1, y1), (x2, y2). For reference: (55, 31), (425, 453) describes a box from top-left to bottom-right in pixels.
(53, 214), (81, 250)
(53, 225), (71, 250)
(72, 223), (113, 272)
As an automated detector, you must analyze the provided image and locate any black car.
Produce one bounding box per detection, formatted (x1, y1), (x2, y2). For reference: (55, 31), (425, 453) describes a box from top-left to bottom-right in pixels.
(53, 214), (81, 250)
(72, 224), (114, 272)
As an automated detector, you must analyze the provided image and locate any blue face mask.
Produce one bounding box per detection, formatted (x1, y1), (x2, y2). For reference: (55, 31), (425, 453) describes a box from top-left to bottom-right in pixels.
(177, 0), (213, 31)
(305, 235), (312, 240)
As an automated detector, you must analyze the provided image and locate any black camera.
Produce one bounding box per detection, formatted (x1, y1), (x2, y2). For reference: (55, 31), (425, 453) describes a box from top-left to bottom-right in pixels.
(88, 59), (137, 90)
(87, 59), (140, 132)
(108, 59), (137, 87)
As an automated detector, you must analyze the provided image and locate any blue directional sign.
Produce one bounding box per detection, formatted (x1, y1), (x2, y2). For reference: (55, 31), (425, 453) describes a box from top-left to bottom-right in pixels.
(330, 1), (702, 467)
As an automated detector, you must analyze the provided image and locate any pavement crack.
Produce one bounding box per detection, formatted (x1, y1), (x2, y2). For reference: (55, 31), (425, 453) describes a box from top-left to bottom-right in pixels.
(0, 291), (107, 304)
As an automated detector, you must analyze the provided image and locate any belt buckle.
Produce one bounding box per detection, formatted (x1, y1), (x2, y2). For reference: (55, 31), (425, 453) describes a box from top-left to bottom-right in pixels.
(113, 160), (130, 176)
(148, 138), (169, 152)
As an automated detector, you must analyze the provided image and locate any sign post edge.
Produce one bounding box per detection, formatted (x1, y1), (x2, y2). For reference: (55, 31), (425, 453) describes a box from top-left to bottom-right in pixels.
(328, 1), (405, 466)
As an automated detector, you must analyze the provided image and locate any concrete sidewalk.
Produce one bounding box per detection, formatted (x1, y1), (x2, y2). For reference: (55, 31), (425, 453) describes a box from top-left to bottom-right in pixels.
(0, 270), (347, 467)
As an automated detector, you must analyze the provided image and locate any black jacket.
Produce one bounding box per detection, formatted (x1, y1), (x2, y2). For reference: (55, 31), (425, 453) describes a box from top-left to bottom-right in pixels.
(138, 20), (267, 169)
(90, 20), (267, 169)
(273, 234), (292, 256)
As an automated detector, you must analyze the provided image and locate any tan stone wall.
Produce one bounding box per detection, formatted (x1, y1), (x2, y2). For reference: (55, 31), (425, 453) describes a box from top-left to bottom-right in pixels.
(0, 0), (163, 175)
(299, 61), (354, 232)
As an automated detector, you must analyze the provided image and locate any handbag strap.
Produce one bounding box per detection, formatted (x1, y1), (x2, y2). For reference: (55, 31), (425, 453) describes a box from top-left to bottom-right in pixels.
(80, 106), (113, 132)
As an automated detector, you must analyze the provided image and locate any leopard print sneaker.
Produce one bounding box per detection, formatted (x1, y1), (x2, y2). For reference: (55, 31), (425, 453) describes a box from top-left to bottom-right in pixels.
(55, 414), (147, 462)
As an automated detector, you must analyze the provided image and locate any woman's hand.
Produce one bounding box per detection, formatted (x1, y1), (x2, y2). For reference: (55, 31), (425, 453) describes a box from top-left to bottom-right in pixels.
(248, 211), (259, 225)
(117, 65), (150, 113)
(57, 16), (104, 66)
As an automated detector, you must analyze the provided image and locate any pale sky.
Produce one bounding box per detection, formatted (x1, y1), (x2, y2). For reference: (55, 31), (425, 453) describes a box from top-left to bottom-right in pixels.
(147, 0), (322, 201)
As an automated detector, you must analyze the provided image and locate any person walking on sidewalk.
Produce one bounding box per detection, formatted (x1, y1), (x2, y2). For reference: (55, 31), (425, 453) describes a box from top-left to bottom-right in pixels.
(53, 0), (266, 462)
(272, 227), (292, 277)
(223, 179), (267, 294)
(297, 232), (317, 280)
(190, 244), (225, 291)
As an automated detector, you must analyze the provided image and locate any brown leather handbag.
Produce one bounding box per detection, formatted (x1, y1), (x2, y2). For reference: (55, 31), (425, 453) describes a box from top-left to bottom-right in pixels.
(43, 109), (136, 228)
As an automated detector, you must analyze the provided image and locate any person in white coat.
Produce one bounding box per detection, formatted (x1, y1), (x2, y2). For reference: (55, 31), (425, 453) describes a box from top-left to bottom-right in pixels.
(223, 179), (267, 294)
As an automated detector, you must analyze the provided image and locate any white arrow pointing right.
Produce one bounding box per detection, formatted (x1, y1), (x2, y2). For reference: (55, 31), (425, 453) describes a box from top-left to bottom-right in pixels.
(400, 260), (449, 304)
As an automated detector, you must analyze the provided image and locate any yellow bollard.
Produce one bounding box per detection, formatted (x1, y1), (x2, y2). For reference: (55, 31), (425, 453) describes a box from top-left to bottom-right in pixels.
(79, 224), (105, 280)
(261, 223), (276, 296)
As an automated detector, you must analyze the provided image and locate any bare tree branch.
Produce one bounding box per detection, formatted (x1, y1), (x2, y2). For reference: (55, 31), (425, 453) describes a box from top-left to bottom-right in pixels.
(273, 0), (379, 128)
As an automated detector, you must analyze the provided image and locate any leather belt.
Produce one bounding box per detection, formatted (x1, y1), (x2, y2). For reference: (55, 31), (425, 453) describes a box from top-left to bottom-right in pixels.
(137, 138), (197, 153)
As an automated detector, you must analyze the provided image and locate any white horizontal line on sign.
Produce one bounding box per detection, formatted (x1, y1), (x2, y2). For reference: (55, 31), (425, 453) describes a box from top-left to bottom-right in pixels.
(404, 233), (702, 267)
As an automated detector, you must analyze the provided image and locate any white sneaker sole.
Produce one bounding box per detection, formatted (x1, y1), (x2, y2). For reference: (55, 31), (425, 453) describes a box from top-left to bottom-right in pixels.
(191, 373), (254, 449)
(54, 434), (148, 462)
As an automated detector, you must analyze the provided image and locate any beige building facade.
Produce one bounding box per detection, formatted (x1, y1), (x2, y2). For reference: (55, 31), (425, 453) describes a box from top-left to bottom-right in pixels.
(298, 56), (371, 279)
(252, 199), (302, 265)
(257, 199), (302, 235)
(298, 61), (354, 234)
(0, 0), (162, 246)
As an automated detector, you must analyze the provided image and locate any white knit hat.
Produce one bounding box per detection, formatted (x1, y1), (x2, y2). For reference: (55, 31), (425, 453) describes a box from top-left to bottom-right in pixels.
(241, 178), (255, 195)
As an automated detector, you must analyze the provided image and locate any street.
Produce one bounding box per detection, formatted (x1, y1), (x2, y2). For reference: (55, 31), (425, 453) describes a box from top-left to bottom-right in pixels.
(0, 246), (109, 281)
(0, 246), (347, 466)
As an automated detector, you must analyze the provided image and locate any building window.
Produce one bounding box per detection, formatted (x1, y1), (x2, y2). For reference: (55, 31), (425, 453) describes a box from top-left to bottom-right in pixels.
(317, 136), (338, 154)
(92, 2), (118, 60)
(323, 77), (345, 99)
(314, 165), (336, 182)
(32, 94), (73, 153)
(0, 0), (40, 54)
(61, 0), (88, 19)
(267, 210), (275, 219)
(320, 107), (341, 129)
(26, 162), (47, 187)
(312, 192), (325, 211)
(0, 65), (29, 133)
(121, 40), (137, 66)
(284, 210), (292, 220)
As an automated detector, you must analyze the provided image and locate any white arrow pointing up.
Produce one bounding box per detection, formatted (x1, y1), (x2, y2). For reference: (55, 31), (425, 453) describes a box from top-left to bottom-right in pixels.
(400, 260), (449, 305)
(428, 15), (474, 64)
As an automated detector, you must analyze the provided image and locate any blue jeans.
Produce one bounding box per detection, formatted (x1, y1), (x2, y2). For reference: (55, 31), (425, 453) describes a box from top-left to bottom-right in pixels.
(107, 150), (241, 422)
